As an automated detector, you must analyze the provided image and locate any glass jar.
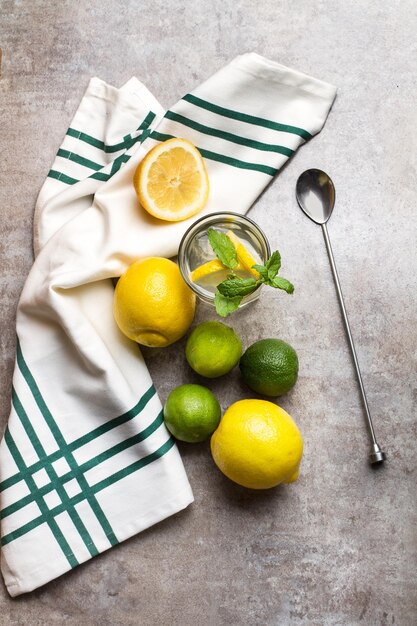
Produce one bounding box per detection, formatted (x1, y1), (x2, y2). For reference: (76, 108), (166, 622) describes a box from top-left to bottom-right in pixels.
(178, 212), (271, 308)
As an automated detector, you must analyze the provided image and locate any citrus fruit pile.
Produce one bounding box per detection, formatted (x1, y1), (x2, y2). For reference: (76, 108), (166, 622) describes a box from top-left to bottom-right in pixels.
(112, 138), (303, 491)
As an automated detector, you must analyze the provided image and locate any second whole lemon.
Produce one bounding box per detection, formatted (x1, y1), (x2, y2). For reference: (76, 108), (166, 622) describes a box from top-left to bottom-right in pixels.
(210, 399), (303, 489)
(114, 257), (195, 347)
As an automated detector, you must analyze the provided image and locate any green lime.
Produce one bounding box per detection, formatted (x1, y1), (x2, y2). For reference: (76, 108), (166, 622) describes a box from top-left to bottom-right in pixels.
(239, 338), (298, 397)
(163, 384), (221, 443)
(185, 321), (242, 378)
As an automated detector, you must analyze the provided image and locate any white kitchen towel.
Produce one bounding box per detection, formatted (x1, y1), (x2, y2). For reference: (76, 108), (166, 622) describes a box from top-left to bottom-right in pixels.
(0, 53), (336, 596)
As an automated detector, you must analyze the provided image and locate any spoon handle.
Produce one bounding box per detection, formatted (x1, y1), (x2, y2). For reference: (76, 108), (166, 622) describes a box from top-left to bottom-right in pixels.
(321, 223), (386, 463)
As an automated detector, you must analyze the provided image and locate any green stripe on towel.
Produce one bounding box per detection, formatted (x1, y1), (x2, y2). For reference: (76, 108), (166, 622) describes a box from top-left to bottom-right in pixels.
(0, 385), (156, 493)
(1, 409), (165, 520)
(164, 110), (294, 157)
(182, 93), (312, 140)
(15, 340), (119, 547)
(149, 131), (278, 176)
(48, 153), (132, 185)
(57, 149), (104, 171)
(1, 437), (175, 546)
(11, 389), (99, 557)
(66, 110), (156, 153)
(1, 343), (174, 548)
(48, 170), (79, 185)
(4, 428), (79, 567)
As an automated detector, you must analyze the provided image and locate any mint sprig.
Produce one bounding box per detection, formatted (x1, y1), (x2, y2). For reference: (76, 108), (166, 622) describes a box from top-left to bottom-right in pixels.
(207, 229), (294, 317)
(214, 292), (242, 317)
(217, 276), (258, 298)
(268, 276), (294, 293)
(207, 228), (238, 270)
(266, 250), (281, 279)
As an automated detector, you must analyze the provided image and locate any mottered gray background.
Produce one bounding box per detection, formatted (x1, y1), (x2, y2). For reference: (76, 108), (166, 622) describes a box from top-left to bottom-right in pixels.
(1, 1), (416, 624)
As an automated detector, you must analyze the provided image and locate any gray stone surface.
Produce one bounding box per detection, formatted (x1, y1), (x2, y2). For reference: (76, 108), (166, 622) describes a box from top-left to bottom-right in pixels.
(1, 0), (416, 624)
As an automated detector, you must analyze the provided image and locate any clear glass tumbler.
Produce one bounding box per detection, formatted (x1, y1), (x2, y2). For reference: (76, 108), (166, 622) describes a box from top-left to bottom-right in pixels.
(178, 212), (271, 308)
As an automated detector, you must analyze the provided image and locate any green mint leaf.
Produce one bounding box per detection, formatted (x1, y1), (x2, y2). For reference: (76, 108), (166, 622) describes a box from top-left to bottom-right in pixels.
(214, 291), (242, 317)
(265, 251), (281, 280)
(252, 264), (268, 280)
(207, 228), (238, 271)
(217, 276), (258, 298)
(270, 276), (294, 294)
(210, 244), (294, 317)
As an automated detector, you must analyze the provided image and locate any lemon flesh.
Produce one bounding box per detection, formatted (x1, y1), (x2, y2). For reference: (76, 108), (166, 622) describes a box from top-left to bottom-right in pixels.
(190, 259), (228, 282)
(114, 257), (195, 347)
(211, 399), (303, 489)
(225, 230), (260, 278)
(134, 138), (209, 222)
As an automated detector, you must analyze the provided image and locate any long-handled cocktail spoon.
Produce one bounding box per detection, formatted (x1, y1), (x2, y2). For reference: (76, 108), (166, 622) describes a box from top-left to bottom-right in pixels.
(296, 169), (386, 465)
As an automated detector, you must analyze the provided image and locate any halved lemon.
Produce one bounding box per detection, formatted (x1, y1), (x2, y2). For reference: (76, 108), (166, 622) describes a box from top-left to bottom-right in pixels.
(134, 138), (209, 222)
(226, 230), (260, 278)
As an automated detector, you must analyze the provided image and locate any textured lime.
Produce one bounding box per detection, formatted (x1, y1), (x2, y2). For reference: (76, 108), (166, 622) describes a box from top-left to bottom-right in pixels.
(239, 338), (298, 396)
(163, 384), (221, 443)
(185, 321), (242, 378)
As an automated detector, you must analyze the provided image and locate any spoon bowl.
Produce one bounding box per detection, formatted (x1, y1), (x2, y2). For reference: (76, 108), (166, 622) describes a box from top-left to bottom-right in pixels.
(296, 168), (335, 224)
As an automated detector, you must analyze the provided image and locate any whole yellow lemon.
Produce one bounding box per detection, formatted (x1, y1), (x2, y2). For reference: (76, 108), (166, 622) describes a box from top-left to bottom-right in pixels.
(114, 257), (196, 347)
(210, 399), (303, 489)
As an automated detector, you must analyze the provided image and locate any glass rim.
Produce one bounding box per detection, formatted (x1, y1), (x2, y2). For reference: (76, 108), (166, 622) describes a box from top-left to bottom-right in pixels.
(178, 211), (271, 301)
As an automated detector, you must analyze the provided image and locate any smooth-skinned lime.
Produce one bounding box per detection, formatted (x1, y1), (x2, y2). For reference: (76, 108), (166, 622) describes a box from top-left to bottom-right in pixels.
(185, 321), (242, 378)
(163, 384), (221, 443)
